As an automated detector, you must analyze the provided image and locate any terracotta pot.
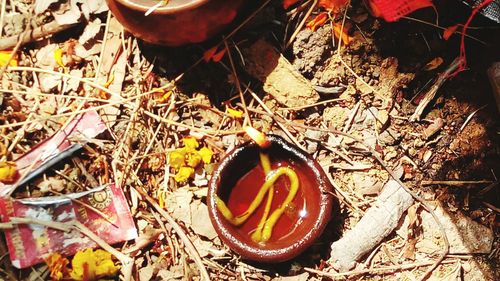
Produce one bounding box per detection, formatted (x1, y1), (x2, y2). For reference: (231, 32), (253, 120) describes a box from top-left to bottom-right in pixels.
(207, 135), (334, 263)
(106, 0), (245, 46)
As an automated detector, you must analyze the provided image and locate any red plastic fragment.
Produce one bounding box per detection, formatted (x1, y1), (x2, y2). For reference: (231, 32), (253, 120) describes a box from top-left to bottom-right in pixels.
(368, 0), (433, 22)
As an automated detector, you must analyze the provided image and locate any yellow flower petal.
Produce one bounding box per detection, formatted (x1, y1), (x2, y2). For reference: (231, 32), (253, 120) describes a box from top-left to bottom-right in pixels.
(45, 253), (69, 281)
(70, 248), (118, 281)
(158, 189), (166, 209)
(182, 137), (199, 150)
(174, 167), (194, 183)
(93, 250), (119, 277)
(0, 161), (18, 184)
(0, 50), (18, 67)
(70, 248), (95, 281)
(155, 90), (172, 103)
(185, 152), (202, 168)
(198, 147), (214, 164)
(169, 150), (185, 170)
(226, 108), (244, 118)
(54, 48), (65, 67)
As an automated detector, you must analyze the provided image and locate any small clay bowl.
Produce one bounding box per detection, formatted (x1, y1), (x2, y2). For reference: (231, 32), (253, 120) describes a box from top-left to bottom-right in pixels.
(106, 0), (245, 46)
(207, 135), (333, 263)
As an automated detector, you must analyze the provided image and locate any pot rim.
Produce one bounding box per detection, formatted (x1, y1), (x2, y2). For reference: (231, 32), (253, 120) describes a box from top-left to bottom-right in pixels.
(113, 0), (209, 14)
(207, 134), (334, 263)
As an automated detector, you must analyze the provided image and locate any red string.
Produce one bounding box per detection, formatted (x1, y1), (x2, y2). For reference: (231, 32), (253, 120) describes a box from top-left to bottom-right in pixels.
(448, 0), (494, 77)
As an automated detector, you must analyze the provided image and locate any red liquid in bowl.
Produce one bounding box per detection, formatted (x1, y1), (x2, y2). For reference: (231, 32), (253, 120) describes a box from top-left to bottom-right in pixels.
(221, 159), (320, 245)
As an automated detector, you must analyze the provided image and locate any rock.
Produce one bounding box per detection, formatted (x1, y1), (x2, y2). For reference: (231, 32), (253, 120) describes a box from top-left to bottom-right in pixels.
(292, 26), (332, 77)
(351, 172), (377, 190)
(243, 40), (319, 108)
(322, 106), (348, 130)
(304, 129), (326, 154)
(379, 128), (401, 146)
(423, 118), (444, 140)
(420, 202), (493, 254)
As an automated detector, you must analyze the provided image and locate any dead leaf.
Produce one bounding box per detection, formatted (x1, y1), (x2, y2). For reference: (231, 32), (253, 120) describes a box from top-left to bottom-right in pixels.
(139, 265), (154, 281)
(34, 0), (61, 14)
(157, 265), (184, 280)
(165, 189), (193, 225)
(423, 57), (444, 71)
(190, 200), (217, 240)
(79, 18), (102, 45)
(53, 1), (83, 25)
(192, 237), (213, 257)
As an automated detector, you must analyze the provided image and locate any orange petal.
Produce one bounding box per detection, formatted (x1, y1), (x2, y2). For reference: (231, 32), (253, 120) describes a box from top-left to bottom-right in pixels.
(333, 23), (353, 45)
(212, 49), (227, 62)
(203, 46), (218, 62)
(319, 0), (349, 12)
(306, 13), (328, 32)
(443, 25), (459, 41)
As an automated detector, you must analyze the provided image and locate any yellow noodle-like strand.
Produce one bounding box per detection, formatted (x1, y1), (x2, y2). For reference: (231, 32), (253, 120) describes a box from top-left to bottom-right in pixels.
(216, 166), (299, 242)
(261, 168), (299, 242)
(251, 153), (274, 242)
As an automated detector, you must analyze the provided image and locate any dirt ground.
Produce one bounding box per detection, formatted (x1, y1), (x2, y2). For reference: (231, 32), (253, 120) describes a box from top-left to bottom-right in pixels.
(0, 0), (498, 280)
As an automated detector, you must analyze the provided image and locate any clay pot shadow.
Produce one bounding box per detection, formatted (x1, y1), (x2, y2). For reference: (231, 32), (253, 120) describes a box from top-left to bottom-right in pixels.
(207, 135), (336, 263)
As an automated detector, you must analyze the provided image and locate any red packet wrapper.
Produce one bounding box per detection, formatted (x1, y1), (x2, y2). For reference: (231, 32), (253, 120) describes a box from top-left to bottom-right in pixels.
(368, 0), (433, 22)
(0, 183), (137, 268)
(0, 110), (107, 196)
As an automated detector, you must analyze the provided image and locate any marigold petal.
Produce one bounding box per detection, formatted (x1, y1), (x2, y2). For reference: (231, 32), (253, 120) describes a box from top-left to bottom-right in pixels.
(0, 161), (18, 184)
(174, 167), (194, 183)
(45, 253), (70, 281)
(182, 137), (199, 149)
(198, 147), (214, 164)
(70, 248), (95, 280)
(0, 50), (18, 67)
(69, 248), (118, 280)
(185, 152), (202, 168)
(54, 48), (65, 67)
(226, 108), (244, 118)
(169, 150), (185, 170)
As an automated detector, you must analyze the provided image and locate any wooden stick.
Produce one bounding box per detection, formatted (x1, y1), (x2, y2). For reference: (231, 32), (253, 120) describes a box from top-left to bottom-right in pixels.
(410, 58), (460, 121)
(421, 180), (493, 186)
(305, 259), (458, 278)
(0, 21), (80, 51)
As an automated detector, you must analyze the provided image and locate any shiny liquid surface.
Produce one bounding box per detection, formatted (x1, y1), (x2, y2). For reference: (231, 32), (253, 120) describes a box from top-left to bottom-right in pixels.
(225, 160), (308, 243)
